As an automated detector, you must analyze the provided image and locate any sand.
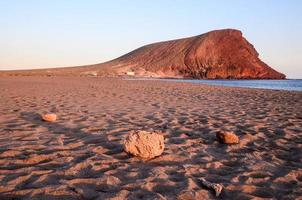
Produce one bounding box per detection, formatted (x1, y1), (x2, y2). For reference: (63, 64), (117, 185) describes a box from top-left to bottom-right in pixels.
(0, 77), (301, 199)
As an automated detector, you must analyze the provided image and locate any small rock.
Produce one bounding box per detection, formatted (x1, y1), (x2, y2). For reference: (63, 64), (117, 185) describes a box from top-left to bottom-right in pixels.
(200, 178), (223, 197)
(216, 131), (239, 144)
(124, 130), (165, 159)
(41, 113), (57, 122)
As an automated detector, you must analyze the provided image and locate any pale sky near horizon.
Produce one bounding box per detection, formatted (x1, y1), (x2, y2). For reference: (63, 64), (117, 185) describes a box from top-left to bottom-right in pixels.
(0, 0), (301, 78)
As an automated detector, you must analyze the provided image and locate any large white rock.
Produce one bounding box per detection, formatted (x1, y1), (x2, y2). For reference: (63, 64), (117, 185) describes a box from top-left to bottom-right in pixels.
(124, 130), (165, 159)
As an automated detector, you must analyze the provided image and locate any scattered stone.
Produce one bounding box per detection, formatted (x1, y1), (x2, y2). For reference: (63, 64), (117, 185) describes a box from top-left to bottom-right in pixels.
(124, 130), (165, 159)
(41, 113), (57, 122)
(199, 178), (223, 197)
(216, 131), (239, 144)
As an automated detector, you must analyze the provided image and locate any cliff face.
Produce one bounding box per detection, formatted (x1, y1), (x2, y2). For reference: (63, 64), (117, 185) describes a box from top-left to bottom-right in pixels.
(105, 29), (285, 79)
(0, 29), (285, 79)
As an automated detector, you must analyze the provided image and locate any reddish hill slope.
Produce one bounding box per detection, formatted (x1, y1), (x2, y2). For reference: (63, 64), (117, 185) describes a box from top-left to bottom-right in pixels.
(103, 29), (285, 79)
(0, 29), (285, 79)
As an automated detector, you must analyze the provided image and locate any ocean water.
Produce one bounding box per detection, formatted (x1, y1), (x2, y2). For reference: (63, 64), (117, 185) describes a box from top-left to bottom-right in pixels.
(128, 78), (302, 92)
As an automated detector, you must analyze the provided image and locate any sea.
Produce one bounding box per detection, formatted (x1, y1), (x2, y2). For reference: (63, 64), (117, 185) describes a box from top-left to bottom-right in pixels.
(127, 78), (302, 92)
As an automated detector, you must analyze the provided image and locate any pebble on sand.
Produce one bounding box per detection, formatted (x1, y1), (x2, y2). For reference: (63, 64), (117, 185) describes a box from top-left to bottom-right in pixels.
(216, 131), (239, 144)
(199, 177), (223, 197)
(41, 113), (57, 122)
(124, 130), (165, 159)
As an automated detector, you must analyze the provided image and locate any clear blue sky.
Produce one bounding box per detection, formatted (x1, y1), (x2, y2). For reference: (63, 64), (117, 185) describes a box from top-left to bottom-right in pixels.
(0, 0), (301, 78)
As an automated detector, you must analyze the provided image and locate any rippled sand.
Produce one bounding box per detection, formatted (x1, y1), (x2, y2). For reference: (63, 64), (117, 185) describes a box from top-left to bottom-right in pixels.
(0, 77), (301, 199)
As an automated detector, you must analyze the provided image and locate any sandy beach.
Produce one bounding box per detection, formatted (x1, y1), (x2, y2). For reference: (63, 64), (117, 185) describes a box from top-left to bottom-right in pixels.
(0, 77), (301, 199)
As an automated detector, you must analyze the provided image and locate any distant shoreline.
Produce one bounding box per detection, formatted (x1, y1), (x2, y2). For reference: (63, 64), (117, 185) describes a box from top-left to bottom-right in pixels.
(125, 77), (302, 92)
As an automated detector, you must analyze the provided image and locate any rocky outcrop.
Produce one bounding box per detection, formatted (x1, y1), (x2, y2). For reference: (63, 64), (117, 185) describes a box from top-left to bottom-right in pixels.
(124, 130), (165, 159)
(105, 29), (285, 79)
(216, 131), (239, 144)
(0, 29), (285, 79)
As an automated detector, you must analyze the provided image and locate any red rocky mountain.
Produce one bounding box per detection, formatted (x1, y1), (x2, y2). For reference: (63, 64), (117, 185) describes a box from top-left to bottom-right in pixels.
(0, 29), (285, 79)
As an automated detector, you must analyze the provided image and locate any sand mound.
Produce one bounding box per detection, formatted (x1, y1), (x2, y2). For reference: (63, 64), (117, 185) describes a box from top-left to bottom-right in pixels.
(124, 130), (165, 159)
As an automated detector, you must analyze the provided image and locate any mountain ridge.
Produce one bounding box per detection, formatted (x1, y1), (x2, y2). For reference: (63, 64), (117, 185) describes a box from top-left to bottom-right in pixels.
(0, 29), (286, 79)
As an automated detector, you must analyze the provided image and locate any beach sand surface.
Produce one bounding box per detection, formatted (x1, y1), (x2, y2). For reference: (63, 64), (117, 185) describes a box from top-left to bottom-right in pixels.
(0, 77), (301, 199)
